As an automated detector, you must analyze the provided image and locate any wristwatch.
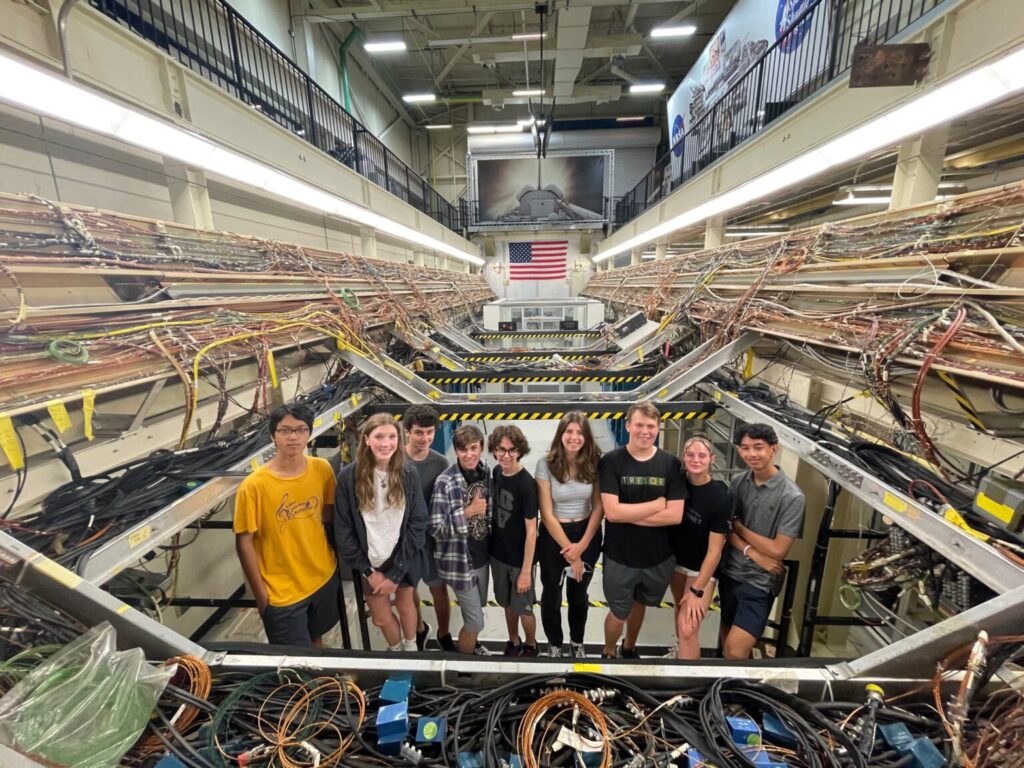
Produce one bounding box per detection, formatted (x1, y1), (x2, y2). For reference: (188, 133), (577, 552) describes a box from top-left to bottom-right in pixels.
(362, 567), (374, 578)
(689, 586), (705, 598)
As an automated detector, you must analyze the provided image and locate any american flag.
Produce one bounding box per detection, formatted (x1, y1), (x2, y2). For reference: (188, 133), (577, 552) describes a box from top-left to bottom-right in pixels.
(508, 241), (568, 280)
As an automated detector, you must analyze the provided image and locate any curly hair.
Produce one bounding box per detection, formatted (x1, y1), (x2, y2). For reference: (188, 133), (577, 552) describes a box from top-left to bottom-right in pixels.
(545, 411), (600, 485)
(354, 413), (406, 512)
(488, 424), (530, 459)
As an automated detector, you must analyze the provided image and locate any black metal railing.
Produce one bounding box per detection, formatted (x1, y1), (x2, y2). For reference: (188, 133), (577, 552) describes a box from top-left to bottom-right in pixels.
(89, 0), (462, 234)
(614, 0), (947, 230)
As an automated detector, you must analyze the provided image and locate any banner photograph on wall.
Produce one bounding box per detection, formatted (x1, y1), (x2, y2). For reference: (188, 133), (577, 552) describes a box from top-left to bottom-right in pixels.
(476, 155), (606, 224)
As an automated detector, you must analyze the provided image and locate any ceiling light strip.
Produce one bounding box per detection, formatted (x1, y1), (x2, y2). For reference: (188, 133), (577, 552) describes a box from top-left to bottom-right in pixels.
(0, 52), (481, 266)
(596, 46), (1024, 263)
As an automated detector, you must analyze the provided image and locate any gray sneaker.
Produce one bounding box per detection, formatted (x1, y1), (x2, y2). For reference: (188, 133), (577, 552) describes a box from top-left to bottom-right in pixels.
(571, 642), (587, 658)
(547, 645), (564, 658)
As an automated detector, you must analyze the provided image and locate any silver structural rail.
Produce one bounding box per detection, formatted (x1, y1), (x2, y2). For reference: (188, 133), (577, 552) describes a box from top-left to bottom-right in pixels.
(707, 385), (1024, 594)
(78, 394), (372, 585)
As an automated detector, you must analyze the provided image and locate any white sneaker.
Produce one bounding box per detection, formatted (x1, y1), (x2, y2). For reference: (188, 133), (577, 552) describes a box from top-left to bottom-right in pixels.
(547, 645), (564, 658)
(571, 642), (587, 658)
(401, 638), (418, 652)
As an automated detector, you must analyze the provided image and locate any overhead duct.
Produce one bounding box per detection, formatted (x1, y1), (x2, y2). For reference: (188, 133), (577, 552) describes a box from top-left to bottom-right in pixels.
(553, 6), (590, 100)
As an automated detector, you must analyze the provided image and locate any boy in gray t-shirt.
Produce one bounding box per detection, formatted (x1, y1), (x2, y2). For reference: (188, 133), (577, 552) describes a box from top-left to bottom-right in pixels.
(720, 423), (805, 660)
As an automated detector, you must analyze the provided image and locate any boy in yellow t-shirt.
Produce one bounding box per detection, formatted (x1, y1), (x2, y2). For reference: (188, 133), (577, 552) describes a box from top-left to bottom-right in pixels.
(233, 403), (339, 646)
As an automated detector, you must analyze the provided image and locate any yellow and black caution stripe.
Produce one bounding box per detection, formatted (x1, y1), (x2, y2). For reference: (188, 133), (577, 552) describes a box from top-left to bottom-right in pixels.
(418, 367), (656, 385)
(936, 370), (987, 431)
(463, 350), (615, 363)
(472, 331), (604, 340)
(375, 401), (716, 421)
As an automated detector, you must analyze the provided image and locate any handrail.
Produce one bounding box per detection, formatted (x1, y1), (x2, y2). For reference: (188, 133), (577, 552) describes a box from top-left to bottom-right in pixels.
(87, 0), (463, 234)
(614, 0), (947, 231)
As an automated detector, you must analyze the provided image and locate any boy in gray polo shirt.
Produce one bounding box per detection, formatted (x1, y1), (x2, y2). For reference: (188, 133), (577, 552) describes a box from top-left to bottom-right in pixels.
(720, 423), (805, 660)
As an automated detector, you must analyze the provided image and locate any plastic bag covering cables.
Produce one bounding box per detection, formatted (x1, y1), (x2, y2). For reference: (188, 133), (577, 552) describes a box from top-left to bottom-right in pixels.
(0, 622), (173, 768)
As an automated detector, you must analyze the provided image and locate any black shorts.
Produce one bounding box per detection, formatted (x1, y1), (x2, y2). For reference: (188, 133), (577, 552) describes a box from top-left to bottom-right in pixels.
(719, 575), (775, 639)
(261, 574), (340, 646)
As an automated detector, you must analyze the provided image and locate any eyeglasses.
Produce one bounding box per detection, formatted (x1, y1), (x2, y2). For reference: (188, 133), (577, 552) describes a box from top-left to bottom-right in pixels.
(275, 426), (310, 436)
(494, 447), (519, 456)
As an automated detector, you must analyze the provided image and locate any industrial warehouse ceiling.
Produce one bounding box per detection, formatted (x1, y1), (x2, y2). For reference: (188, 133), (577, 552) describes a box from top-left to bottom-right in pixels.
(301, 0), (740, 126)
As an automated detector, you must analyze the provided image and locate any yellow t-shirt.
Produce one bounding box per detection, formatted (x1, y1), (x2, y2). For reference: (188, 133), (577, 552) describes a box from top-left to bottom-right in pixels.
(233, 456), (337, 607)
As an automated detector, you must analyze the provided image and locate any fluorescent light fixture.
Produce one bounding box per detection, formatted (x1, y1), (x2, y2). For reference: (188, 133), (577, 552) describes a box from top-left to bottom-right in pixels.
(425, 123), (453, 130)
(512, 88), (545, 97)
(516, 116), (547, 127)
(467, 123), (524, 134)
(512, 32), (545, 41)
(629, 82), (666, 94)
(402, 93), (436, 103)
(595, 45), (1024, 263)
(0, 52), (482, 266)
(832, 193), (892, 206)
(615, 116), (645, 122)
(650, 24), (697, 38)
(364, 40), (407, 53)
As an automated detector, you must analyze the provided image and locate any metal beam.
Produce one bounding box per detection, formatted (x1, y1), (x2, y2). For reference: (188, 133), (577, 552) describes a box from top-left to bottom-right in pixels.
(434, 12), (495, 89)
(389, 324), (471, 369)
(631, 332), (760, 400)
(418, 367), (657, 384)
(833, 584), (1024, 678)
(707, 386), (1024, 595)
(337, 349), (441, 403)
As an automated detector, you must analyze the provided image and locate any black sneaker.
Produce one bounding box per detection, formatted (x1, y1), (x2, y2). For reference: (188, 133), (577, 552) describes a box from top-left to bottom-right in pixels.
(503, 641), (523, 656)
(520, 644), (539, 657)
(617, 644), (641, 659)
(416, 621), (430, 652)
(473, 642), (492, 656)
(437, 632), (457, 652)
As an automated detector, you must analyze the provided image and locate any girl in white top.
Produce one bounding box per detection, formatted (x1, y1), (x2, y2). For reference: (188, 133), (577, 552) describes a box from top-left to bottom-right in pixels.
(536, 411), (604, 658)
(334, 413), (427, 651)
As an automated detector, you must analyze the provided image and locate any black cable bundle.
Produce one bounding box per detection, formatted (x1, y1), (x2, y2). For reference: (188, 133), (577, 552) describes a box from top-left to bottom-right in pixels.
(0, 579), (86, 662)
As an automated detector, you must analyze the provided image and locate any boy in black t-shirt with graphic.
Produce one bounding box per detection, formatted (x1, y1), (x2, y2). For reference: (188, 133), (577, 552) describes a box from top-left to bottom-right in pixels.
(488, 425), (540, 657)
(598, 402), (687, 659)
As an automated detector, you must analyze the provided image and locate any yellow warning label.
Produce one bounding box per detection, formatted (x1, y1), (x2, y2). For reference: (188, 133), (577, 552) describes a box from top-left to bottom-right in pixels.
(976, 491), (1015, 524)
(0, 414), (25, 471)
(47, 400), (73, 434)
(128, 525), (152, 548)
(573, 663), (603, 673)
(883, 492), (908, 513)
(82, 389), (96, 441)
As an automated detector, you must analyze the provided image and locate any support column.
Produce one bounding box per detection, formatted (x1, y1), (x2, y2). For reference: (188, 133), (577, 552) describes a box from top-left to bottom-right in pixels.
(359, 226), (378, 261)
(704, 215), (725, 249)
(163, 159), (214, 229)
(889, 125), (950, 211)
(654, 242), (667, 260)
(630, 247), (642, 266)
(414, 250), (425, 267)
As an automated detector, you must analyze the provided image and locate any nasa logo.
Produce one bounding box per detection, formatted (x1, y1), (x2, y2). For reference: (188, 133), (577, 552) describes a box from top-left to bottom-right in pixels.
(776, 0), (814, 54)
(671, 114), (684, 157)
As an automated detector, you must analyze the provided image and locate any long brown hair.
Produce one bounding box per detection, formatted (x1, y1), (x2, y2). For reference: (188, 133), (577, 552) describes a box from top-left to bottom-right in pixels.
(355, 413), (406, 512)
(545, 411), (600, 485)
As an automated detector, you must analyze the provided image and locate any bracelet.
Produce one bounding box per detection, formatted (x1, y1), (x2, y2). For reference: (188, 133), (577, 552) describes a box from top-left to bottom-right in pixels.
(742, 544), (752, 559)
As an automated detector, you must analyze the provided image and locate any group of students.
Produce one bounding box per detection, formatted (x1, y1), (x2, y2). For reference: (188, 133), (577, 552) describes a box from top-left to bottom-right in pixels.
(233, 400), (805, 660)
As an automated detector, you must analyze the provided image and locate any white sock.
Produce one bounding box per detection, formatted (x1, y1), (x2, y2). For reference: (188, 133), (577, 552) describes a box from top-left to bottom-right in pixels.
(401, 638), (418, 652)
(387, 642), (402, 652)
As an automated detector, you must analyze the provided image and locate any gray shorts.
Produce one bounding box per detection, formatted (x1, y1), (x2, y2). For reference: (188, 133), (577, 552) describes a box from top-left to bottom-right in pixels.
(491, 559), (536, 615)
(603, 557), (674, 621)
(450, 565), (489, 634)
(261, 574), (339, 646)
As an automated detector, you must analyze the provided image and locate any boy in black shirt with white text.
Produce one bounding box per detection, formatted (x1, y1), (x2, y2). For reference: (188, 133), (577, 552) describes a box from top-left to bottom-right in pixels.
(488, 425), (540, 657)
(598, 402), (687, 658)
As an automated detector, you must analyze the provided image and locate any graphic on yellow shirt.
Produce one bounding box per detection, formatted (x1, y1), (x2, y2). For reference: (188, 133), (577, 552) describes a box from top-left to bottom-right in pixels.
(275, 493), (321, 528)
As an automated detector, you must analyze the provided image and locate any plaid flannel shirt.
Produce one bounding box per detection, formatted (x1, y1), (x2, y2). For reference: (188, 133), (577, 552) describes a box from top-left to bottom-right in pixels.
(429, 462), (490, 592)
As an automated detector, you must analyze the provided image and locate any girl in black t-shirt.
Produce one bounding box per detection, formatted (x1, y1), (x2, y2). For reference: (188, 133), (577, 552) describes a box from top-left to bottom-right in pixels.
(668, 434), (731, 660)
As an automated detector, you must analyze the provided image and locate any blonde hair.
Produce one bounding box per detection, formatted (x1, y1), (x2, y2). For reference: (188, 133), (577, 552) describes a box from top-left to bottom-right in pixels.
(355, 413), (405, 512)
